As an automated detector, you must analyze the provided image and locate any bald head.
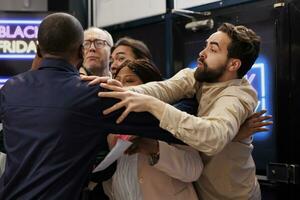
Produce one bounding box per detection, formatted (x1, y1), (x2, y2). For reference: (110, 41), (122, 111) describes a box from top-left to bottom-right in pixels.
(38, 13), (84, 58)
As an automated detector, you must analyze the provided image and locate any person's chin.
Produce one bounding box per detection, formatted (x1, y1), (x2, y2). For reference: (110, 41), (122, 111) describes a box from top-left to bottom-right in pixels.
(86, 60), (99, 66)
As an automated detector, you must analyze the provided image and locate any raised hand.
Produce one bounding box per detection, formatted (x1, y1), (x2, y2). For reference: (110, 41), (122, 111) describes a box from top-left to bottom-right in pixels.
(99, 84), (166, 124)
(233, 110), (273, 142)
(80, 75), (111, 86)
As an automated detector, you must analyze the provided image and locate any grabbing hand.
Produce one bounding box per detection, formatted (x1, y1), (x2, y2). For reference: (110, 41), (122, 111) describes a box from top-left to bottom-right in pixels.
(233, 110), (273, 142)
(80, 75), (111, 85)
(99, 89), (152, 123)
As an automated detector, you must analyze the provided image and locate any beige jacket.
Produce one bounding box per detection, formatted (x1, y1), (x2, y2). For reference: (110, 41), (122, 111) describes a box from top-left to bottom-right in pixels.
(138, 142), (201, 200)
(105, 141), (202, 200)
(131, 68), (261, 200)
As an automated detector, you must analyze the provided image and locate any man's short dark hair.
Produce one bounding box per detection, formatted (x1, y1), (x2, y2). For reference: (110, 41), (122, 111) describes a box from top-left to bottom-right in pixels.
(38, 13), (84, 57)
(218, 23), (261, 78)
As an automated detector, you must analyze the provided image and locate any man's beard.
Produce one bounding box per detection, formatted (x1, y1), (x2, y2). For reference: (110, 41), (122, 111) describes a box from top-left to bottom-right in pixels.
(194, 60), (226, 83)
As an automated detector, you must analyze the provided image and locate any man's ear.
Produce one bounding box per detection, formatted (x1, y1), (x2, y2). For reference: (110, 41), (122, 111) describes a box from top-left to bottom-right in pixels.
(227, 58), (241, 72)
(36, 45), (42, 58)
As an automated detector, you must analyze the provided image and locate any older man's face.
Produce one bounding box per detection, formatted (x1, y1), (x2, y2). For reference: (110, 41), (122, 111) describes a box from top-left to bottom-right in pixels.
(82, 30), (111, 76)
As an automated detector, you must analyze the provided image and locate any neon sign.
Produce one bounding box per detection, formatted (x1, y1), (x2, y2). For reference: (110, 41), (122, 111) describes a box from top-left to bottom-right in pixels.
(0, 76), (9, 88)
(0, 19), (42, 59)
(246, 56), (273, 141)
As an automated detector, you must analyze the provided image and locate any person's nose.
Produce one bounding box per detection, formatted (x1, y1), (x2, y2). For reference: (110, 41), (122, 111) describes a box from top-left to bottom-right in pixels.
(199, 49), (206, 60)
(89, 42), (96, 52)
(110, 61), (118, 75)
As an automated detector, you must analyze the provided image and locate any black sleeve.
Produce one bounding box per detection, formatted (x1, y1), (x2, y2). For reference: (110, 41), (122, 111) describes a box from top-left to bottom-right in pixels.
(99, 95), (198, 145)
(0, 129), (5, 153)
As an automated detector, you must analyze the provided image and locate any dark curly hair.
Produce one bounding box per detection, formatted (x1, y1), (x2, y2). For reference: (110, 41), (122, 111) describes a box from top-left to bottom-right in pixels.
(218, 23), (261, 78)
(114, 59), (162, 83)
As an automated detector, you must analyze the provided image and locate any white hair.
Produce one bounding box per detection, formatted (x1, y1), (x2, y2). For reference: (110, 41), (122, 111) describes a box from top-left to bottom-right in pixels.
(84, 27), (113, 47)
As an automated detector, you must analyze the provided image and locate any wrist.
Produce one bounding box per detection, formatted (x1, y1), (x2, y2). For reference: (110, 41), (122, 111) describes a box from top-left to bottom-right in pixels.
(147, 97), (166, 120)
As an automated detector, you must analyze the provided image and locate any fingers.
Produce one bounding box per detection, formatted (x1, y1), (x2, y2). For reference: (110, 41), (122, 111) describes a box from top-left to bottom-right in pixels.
(252, 115), (273, 123)
(107, 79), (123, 87)
(99, 91), (127, 100)
(88, 76), (110, 86)
(100, 82), (125, 92)
(80, 75), (96, 80)
(102, 100), (126, 115)
(116, 108), (131, 124)
(250, 110), (267, 118)
(252, 121), (273, 128)
(254, 127), (269, 132)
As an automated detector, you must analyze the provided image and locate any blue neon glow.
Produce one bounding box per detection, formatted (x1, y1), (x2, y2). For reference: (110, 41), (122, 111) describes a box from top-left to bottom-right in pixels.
(0, 76), (10, 88)
(188, 60), (198, 69)
(246, 55), (273, 141)
(0, 77), (9, 84)
(246, 63), (266, 110)
(0, 19), (42, 24)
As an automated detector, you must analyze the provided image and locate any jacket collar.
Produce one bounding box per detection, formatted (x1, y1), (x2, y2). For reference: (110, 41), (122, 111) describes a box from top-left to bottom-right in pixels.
(38, 58), (79, 74)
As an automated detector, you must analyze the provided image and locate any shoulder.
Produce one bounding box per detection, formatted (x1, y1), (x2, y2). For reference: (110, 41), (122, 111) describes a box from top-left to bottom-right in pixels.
(1, 71), (32, 90)
(174, 68), (195, 78)
(220, 78), (258, 110)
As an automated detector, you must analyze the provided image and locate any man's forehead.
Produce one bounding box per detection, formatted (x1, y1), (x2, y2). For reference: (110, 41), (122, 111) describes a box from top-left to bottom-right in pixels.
(84, 30), (107, 40)
(207, 31), (231, 47)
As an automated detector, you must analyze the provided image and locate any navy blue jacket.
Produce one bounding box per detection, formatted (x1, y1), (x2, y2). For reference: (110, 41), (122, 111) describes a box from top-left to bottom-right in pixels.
(0, 58), (181, 200)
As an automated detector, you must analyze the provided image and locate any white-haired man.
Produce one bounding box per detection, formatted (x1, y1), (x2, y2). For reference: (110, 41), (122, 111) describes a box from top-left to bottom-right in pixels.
(80, 27), (113, 77)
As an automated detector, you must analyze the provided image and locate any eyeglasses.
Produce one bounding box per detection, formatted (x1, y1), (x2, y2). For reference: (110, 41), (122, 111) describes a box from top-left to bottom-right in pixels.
(82, 39), (111, 49)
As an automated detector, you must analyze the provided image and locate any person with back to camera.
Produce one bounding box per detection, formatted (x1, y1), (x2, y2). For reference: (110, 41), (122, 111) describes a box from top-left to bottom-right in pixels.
(98, 23), (268, 200)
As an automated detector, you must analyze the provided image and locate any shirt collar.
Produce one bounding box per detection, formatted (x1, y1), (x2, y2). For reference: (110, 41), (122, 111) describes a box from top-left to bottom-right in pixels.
(38, 58), (79, 74)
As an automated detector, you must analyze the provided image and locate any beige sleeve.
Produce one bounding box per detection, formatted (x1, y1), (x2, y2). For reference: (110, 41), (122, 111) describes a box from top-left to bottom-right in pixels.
(153, 141), (202, 182)
(130, 68), (196, 103)
(160, 95), (255, 156)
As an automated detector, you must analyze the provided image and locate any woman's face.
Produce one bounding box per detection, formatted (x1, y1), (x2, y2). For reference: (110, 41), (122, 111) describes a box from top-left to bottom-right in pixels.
(110, 45), (136, 76)
(115, 66), (143, 87)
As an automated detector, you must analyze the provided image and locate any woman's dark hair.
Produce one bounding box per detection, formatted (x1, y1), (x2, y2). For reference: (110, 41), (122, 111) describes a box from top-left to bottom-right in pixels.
(112, 37), (153, 60)
(114, 59), (162, 83)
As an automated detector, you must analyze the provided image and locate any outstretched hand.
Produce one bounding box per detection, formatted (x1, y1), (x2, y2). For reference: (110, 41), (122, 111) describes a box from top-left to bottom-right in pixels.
(99, 89), (153, 123)
(233, 110), (273, 142)
(80, 75), (123, 87)
(99, 83), (166, 124)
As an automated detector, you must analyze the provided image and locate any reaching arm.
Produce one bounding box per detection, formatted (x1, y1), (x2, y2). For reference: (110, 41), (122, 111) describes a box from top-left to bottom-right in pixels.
(130, 68), (197, 103)
(159, 96), (252, 155)
(99, 89), (255, 156)
(99, 93), (183, 144)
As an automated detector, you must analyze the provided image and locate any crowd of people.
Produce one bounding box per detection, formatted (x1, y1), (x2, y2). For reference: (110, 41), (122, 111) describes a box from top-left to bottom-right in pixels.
(0, 12), (272, 200)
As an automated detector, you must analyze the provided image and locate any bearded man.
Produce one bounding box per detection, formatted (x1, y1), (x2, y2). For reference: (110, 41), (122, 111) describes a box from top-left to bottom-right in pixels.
(98, 22), (261, 200)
